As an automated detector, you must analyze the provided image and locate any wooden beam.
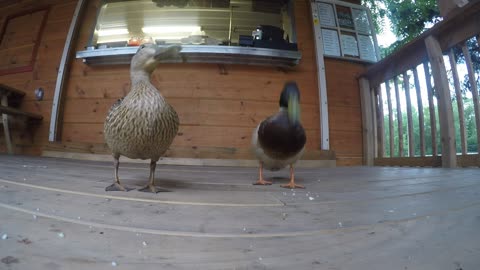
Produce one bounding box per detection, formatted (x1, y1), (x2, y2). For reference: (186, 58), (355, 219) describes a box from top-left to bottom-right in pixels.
(376, 86), (385, 158)
(403, 71), (415, 157)
(425, 35), (456, 168)
(423, 62), (438, 156)
(372, 86), (378, 157)
(385, 81), (394, 157)
(1, 95), (13, 154)
(374, 156), (442, 167)
(394, 76), (404, 157)
(461, 43), (480, 150)
(457, 154), (480, 167)
(360, 0), (480, 86)
(359, 78), (375, 166)
(0, 105), (43, 120)
(448, 49), (467, 155)
(413, 66), (426, 156)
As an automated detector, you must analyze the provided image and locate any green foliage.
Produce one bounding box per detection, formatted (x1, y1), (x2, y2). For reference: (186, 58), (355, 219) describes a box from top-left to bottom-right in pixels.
(362, 0), (440, 54)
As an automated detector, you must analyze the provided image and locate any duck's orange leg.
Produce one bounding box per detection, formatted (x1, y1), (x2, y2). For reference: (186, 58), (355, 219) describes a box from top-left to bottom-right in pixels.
(253, 162), (272, 185)
(281, 165), (304, 189)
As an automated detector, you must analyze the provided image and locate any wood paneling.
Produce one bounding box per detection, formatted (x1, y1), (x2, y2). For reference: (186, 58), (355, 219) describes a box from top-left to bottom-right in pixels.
(325, 58), (367, 165)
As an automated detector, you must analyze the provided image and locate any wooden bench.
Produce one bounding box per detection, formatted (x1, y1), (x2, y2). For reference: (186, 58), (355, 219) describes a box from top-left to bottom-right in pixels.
(0, 84), (43, 154)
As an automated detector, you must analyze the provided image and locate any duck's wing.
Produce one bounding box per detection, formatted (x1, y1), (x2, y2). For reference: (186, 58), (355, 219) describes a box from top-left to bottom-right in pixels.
(105, 97), (125, 123)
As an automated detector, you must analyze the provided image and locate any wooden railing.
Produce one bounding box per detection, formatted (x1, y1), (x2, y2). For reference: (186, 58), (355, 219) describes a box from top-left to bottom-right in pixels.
(358, 0), (480, 168)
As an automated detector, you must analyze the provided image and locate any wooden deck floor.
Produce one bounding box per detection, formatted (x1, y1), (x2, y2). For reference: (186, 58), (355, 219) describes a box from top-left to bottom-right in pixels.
(0, 154), (479, 269)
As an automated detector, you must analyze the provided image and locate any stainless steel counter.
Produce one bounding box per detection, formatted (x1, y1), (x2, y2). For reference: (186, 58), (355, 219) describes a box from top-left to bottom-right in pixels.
(75, 45), (302, 67)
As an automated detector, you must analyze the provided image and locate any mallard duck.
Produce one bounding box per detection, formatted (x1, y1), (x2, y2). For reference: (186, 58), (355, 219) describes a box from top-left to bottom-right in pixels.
(252, 81), (306, 189)
(104, 43), (181, 193)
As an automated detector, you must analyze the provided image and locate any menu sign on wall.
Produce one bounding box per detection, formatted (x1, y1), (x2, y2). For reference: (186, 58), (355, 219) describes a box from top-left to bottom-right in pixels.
(316, 0), (379, 62)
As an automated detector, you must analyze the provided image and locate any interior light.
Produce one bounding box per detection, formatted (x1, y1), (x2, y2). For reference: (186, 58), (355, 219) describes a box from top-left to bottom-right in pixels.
(142, 26), (201, 34)
(97, 28), (129, 36)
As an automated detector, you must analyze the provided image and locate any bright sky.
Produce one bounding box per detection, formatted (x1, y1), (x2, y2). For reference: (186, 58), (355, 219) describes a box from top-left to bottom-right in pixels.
(376, 17), (397, 48)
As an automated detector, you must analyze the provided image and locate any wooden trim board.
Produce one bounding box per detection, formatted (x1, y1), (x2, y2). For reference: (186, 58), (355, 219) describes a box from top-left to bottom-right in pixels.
(42, 151), (337, 168)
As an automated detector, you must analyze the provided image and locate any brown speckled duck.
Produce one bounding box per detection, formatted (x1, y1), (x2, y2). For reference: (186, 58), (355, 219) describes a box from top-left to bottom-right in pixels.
(104, 44), (181, 193)
(252, 81), (306, 189)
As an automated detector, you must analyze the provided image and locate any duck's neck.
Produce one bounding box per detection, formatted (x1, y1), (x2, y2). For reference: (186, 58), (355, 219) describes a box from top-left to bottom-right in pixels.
(130, 70), (152, 86)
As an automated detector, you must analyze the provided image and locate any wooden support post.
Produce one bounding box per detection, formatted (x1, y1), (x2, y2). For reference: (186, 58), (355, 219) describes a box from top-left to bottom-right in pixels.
(372, 87), (378, 158)
(423, 62), (438, 156)
(376, 86), (385, 158)
(461, 43), (480, 151)
(359, 78), (375, 166)
(385, 81), (394, 157)
(0, 93), (13, 154)
(425, 35), (456, 168)
(394, 76), (404, 157)
(413, 67), (426, 156)
(449, 49), (467, 155)
(403, 71), (415, 157)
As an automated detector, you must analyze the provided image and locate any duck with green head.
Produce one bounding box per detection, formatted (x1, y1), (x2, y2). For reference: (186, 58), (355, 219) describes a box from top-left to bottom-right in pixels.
(104, 43), (181, 193)
(252, 81), (307, 189)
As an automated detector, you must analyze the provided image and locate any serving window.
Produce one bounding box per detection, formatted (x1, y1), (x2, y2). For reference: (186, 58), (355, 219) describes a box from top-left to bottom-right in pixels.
(92, 0), (295, 47)
(77, 0), (301, 66)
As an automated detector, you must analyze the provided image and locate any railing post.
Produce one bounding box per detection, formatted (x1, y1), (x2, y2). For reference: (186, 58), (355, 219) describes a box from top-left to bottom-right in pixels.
(359, 78), (375, 166)
(403, 72), (415, 157)
(425, 35), (457, 168)
(375, 86), (385, 158)
(461, 42), (480, 151)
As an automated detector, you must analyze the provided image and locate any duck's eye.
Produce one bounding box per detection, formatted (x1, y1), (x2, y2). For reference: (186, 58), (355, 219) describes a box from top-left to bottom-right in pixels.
(140, 44), (145, 49)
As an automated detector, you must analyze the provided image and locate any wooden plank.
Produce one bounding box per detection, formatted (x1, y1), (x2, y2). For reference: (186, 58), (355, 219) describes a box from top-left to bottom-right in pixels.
(461, 43), (480, 149)
(359, 78), (374, 166)
(1, 94), (14, 154)
(375, 86), (385, 158)
(425, 35), (456, 168)
(448, 49), (467, 155)
(41, 150), (336, 168)
(61, 98), (320, 130)
(403, 71), (415, 157)
(394, 76), (404, 157)
(457, 154), (480, 167)
(413, 66), (426, 156)
(423, 62), (438, 156)
(360, 0), (480, 86)
(42, 141), (336, 161)
(0, 105), (43, 120)
(329, 130), (363, 156)
(385, 81), (394, 157)
(371, 86), (378, 157)
(374, 156), (442, 167)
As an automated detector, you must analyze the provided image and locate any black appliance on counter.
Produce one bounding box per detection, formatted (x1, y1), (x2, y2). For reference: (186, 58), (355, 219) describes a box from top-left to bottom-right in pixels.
(239, 25), (297, 51)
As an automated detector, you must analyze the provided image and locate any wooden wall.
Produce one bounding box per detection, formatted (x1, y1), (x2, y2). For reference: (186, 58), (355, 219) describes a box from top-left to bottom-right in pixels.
(0, 0), (79, 155)
(0, 0), (367, 166)
(326, 59), (366, 166)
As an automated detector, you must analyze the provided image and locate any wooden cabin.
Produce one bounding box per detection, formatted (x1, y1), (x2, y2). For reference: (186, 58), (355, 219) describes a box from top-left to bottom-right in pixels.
(0, 0), (374, 167)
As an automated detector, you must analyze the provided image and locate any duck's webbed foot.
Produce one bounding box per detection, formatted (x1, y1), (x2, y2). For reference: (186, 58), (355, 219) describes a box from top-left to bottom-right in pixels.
(280, 164), (305, 189)
(280, 182), (304, 189)
(253, 179), (272, 185)
(138, 184), (169, 193)
(105, 182), (131, 192)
